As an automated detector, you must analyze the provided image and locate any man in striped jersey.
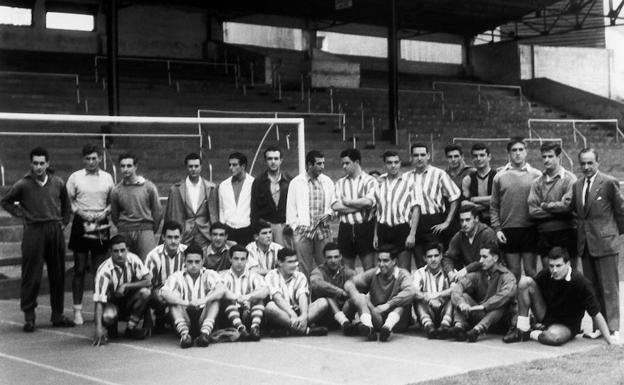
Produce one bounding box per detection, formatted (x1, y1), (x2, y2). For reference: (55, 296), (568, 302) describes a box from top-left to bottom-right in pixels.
(93, 235), (152, 346)
(332, 148), (377, 270)
(145, 221), (188, 332)
(409, 143), (461, 267)
(309, 242), (357, 334)
(221, 245), (269, 341)
(490, 137), (542, 280)
(344, 245), (416, 342)
(373, 151), (422, 270)
(246, 219), (283, 276)
(264, 248), (329, 336)
(413, 243), (454, 339)
(160, 244), (226, 348)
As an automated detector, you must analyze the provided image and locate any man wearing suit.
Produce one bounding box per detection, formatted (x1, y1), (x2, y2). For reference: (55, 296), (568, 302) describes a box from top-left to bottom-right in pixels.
(572, 148), (624, 337)
(164, 153), (218, 248)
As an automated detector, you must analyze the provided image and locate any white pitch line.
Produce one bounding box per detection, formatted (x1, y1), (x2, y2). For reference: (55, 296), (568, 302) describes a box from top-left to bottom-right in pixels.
(0, 351), (124, 385)
(0, 319), (340, 385)
(264, 339), (462, 371)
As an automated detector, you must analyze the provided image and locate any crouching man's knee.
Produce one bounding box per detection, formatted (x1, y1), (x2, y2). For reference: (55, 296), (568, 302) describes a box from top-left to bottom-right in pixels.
(517, 276), (535, 292)
(538, 330), (571, 346)
(102, 306), (118, 326)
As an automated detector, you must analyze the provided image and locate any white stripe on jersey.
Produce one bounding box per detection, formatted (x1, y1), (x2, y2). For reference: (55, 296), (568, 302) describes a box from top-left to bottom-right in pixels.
(221, 269), (266, 297)
(246, 241), (282, 271)
(375, 172), (420, 226)
(162, 268), (223, 304)
(93, 253), (149, 303)
(265, 270), (309, 308)
(409, 166), (460, 215)
(413, 266), (449, 294)
(145, 244), (188, 288)
(334, 172), (377, 224)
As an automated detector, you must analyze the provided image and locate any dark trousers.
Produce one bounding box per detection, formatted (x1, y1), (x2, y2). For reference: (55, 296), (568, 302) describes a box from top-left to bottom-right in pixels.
(21, 222), (66, 320)
(582, 248), (620, 332)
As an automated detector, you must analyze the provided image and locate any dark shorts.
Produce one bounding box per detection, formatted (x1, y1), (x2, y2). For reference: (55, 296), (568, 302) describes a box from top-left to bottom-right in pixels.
(68, 215), (109, 253)
(377, 222), (411, 251)
(107, 289), (146, 320)
(537, 228), (577, 260)
(338, 221), (375, 259)
(502, 227), (538, 253)
(415, 213), (446, 245)
(227, 225), (254, 246)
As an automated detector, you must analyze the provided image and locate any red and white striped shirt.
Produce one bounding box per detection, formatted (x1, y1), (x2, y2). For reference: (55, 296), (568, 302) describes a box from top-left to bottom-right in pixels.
(145, 244), (188, 289)
(375, 172), (422, 226)
(93, 253), (150, 303)
(413, 266), (451, 294)
(245, 241), (283, 271)
(333, 172), (377, 224)
(221, 269), (266, 297)
(409, 166), (461, 215)
(265, 270), (309, 308)
(162, 268), (223, 305)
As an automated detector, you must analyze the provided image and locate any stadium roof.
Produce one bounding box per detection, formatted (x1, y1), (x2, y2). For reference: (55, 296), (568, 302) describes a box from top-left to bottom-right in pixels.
(159, 0), (562, 37)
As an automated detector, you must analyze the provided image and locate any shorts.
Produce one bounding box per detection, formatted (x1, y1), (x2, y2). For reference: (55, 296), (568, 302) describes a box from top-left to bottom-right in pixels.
(68, 215), (109, 253)
(502, 227), (538, 253)
(377, 222), (410, 251)
(415, 213), (446, 245)
(338, 221), (375, 259)
(537, 228), (577, 260)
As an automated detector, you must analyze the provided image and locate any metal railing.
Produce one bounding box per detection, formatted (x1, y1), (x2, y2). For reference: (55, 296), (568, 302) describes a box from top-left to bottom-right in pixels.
(433, 81), (523, 106)
(528, 126), (574, 169)
(94, 55), (238, 86)
(0, 160), (5, 187)
(0, 71), (81, 104)
(528, 118), (623, 145)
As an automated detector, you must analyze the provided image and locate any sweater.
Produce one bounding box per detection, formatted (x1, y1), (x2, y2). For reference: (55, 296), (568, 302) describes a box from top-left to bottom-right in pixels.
(443, 222), (498, 274)
(490, 163), (541, 231)
(451, 264), (517, 312)
(111, 176), (162, 231)
(1, 172), (70, 225)
(350, 267), (415, 309)
(310, 263), (356, 301)
(527, 168), (577, 232)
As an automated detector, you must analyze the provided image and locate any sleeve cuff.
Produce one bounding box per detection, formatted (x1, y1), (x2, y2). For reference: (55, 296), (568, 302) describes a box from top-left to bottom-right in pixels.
(93, 293), (107, 303)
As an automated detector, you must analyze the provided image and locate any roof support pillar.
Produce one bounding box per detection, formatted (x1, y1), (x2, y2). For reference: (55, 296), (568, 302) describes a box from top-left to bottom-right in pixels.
(386, 0), (399, 145)
(461, 35), (475, 78)
(105, 0), (119, 116)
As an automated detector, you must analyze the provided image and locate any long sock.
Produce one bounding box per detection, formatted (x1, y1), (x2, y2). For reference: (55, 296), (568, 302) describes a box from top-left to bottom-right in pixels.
(334, 311), (349, 326)
(200, 318), (215, 335)
(383, 312), (401, 330)
(530, 330), (543, 341)
(516, 316), (530, 332)
(250, 304), (265, 329)
(175, 320), (189, 336)
(360, 313), (373, 328)
(225, 303), (243, 329)
(127, 316), (140, 330)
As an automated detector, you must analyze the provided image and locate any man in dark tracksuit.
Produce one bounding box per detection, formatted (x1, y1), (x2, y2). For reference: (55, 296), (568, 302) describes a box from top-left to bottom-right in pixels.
(1, 147), (74, 331)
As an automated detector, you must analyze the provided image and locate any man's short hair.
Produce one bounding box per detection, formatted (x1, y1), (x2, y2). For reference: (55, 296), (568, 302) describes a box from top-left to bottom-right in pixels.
(410, 143), (429, 154)
(109, 234), (126, 248)
(578, 147), (599, 162)
(459, 204), (480, 217)
(253, 219), (271, 235)
(184, 152), (201, 165)
(540, 142), (561, 156)
(340, 148), (361, 163)
(306, 150), (324, 166)
(229, 244), (249, 258)
(229, 152), (247, 168)
(30, 146), (49, 161)
(424, 242), (442, 254)
(547, 246), (570, 263)
(264, 145), (282, 159)
(323, 242), (340, 255)
(377, 244), (398, 260)
(184, 243), (204, 258)
(81, 144), (101, 157)
(444, 144), (463, 156)
(118, 152), (138, 165)
(482, 246), (501, 260)
(471, 143), (490, 155)
(506, 137), (526, 152)
(277, 247), (297, 262)
(210, 222), (228, 234)
(162, 220), (183, 234)
(382, 150), (399, 162)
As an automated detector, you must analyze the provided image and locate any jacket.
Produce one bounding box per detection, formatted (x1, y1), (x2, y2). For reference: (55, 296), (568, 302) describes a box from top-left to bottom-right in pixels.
(250, 170), (291, 224)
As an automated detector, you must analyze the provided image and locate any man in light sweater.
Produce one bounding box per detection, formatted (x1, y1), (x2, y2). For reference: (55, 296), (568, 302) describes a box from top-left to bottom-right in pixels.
(1, 147), (74, 331)
(111, 152), (162, 261)
(527, 142), (577, 267)
(218, 152), (255, 245)
(490, 137), (541, 280)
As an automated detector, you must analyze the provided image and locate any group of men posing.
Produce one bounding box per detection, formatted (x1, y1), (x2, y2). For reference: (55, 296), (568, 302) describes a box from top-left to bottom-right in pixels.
(2, 137), (623, 349)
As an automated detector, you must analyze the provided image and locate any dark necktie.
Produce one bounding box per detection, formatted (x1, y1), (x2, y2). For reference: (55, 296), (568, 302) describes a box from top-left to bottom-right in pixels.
(583, 178), (591, 208)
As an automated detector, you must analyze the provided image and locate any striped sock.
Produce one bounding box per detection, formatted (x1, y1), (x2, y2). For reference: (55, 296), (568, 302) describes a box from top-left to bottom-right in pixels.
(200, 318), (215, 335)
(383, 312), (401, 330)
(441, 315), (453, 327)
(175, 321), (189, 336)
(127, 316), (140, 330)
(250, 304), (265, 329)
(225, 303), (243, 329)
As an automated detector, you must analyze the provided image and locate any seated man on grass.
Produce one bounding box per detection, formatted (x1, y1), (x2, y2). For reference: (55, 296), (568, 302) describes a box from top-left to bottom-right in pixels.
(450, 246), (516, 343)
(413, 243), (454, 339)
(503, 247), (615, 346)
(344, 245), (415, 342)
(264, 248), (329, 337)
(246, 219), (283, 276)
(221, 245), (269, 341)
(93, 235), (152, 346)
(160, 244), (226, 348)
(309, 242), (358, 334)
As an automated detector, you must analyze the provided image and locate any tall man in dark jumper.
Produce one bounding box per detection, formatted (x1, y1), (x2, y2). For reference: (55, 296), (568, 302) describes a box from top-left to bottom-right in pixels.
(2, 147), (74, 331)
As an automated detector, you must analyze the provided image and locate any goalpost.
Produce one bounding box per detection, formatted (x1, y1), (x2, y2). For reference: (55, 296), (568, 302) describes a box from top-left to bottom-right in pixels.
(0, 112), (306, 186)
